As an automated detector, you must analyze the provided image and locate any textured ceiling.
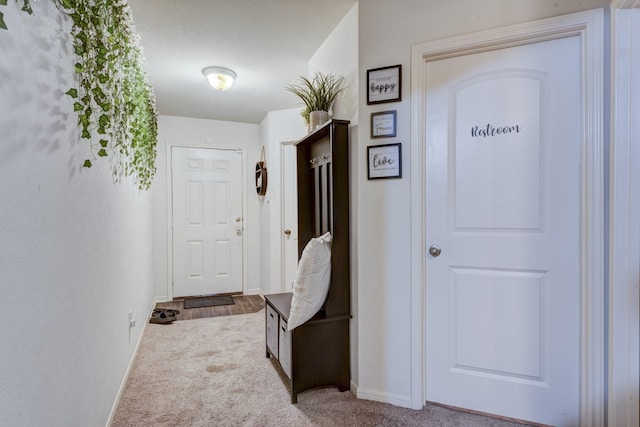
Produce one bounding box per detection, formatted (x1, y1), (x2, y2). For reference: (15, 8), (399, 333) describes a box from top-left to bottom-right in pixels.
(127, 0), (357, 124)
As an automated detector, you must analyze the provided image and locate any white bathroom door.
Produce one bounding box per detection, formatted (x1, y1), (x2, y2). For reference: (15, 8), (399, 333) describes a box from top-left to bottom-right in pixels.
(424, 36), (581, 426)
(172, 147), (243, 297)
(282, 143), (298, 291)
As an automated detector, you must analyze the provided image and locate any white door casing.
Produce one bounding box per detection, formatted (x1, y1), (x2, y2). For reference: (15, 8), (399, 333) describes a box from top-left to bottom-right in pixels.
(172, 147), (244, 297)
(281, 143), (298, 292)
(410, 9), (605, 426)
(609, 3), (640, 427)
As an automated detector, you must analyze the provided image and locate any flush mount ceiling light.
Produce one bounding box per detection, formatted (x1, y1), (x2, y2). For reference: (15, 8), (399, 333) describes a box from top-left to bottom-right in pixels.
(202, 66), (236, 91)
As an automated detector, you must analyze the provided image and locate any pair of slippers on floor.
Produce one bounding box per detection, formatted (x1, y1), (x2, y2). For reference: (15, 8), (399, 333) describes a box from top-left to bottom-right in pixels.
(150, 308), (180, 324)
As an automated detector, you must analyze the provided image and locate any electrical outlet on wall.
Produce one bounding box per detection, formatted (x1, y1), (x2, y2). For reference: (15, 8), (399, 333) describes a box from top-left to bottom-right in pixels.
(129, 310), (136, 329)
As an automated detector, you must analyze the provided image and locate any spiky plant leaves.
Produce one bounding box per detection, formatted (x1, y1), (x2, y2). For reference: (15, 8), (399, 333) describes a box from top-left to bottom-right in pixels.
(285, 72), (344, 125)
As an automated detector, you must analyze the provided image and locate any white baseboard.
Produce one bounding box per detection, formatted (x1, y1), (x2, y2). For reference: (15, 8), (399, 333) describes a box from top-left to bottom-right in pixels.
(356, 387), (414, 409)
(105, 298), (157, 427)
(248, 287), (265, 298)
(350, 380), (358, 396)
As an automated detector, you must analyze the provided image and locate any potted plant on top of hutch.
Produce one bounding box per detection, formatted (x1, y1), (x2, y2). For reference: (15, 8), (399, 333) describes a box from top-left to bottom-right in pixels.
(285, 72), (344, 133)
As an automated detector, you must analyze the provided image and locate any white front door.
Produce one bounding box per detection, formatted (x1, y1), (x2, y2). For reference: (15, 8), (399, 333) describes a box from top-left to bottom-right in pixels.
(425, 36), (581, 426)
(172, 147), (243, 297)
(282, 143), (298, 291)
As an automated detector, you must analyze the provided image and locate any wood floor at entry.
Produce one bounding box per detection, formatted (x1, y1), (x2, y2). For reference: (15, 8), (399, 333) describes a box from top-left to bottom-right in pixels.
(171, 146), (244, 298)
(155, 294), (263, 321)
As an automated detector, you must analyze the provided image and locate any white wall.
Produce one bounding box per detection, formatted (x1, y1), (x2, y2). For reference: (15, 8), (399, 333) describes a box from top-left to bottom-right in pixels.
(253, 4), (359, 384)
(0, 3), (155, 426)
(309, 3), (359, 126)
(308, 2), (361, 389)
(257, 4), (358, 298)
(154, 115), (261, 297)
(258, 109), (307, 295)
(356, 0), (611, 407)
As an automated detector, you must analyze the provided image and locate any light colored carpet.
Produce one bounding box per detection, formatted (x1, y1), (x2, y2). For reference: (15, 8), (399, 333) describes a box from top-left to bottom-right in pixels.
(112, 311), (536, 427)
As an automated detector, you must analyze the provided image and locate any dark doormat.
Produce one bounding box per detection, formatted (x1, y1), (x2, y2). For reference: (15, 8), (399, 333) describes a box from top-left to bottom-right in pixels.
(183, 295), (236, 309)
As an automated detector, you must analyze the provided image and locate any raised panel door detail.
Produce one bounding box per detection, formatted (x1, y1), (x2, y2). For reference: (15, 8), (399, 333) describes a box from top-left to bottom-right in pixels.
(451, 71), (546, 232)
(187, 158), (203, 171)
(187, 240), (204, 279)
(451, 267), (545, 383)
(213, 181), (230, 226)
(214, 159), (229, 171)
(186, 181), (203, 226)
(213, 239), (230, 277)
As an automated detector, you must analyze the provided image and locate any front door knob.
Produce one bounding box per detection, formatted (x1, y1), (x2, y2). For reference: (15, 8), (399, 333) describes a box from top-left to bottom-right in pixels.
(429, 245), (441, 257)
(284, 229), (292, 235)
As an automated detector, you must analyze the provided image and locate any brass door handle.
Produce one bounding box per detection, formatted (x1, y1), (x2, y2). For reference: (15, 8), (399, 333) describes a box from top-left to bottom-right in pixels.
(284, 229), (292, 235)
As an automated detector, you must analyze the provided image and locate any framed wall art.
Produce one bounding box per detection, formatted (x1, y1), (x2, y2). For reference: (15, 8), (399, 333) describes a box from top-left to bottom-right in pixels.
(367, 143), (402, 180)
(370, 110), (397, 138)
(367, 64), (401, 104)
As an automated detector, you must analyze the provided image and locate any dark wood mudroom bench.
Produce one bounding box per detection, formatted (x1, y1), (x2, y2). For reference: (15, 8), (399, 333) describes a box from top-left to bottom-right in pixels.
(264, 120), (351, 403)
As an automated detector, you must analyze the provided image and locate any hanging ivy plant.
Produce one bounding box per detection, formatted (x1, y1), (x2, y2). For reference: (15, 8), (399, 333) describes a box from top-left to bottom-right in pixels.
(0, 0), (32, 30)
(1, 0), (158, 190)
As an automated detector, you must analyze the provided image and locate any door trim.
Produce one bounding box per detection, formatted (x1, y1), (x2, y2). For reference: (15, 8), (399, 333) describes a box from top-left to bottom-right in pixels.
(410, 9), (605, 425)
(166, 144), (247, 300)
(609, 3), (640, 426)
(263, 139), (299, 295)
(279, 139), (298, 293)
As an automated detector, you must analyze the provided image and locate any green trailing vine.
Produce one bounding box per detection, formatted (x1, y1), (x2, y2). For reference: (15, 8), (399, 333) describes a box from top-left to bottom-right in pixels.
(0, 0), (32, 30)
(1, 0), (158, 190)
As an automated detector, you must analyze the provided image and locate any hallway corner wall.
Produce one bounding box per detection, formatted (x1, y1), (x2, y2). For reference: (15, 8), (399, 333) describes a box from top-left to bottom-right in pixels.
(0, 3), (155, 426)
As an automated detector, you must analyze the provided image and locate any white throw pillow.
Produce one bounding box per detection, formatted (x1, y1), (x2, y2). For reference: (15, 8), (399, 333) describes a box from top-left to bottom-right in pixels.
(287, 232), (332, 330)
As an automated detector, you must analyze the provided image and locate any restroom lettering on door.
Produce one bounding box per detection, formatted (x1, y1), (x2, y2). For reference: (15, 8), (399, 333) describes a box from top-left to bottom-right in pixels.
(471, 123), (521, 138)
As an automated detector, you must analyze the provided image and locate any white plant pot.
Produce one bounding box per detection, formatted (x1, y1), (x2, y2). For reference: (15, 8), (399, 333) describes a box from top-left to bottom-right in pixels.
(309, 110), (329, 132)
